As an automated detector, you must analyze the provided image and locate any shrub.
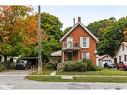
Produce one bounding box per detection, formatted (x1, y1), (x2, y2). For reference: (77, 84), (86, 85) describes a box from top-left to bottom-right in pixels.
(45, 63), (52, 69)
(82, 59), (97, 71)
(76, 61), (84, 64)
(75, 63), (87, 72)
(52, 63), (57, 70)
(0, 62), (6, 72)
(64, 63), (87, 72)
(87, 63), (96, 71)
(83, 59), (93, 64)
(63, 59), (101, 72)
(9, 63), (16, 69)
(64, 63), (74, 71)
(45, 63), (58, 70)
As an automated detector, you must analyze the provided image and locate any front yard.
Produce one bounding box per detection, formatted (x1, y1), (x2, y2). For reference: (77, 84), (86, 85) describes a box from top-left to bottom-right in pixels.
(56, 68), (127, 76)
(27, 68), (127, 83)
(27, 76), (127, 83)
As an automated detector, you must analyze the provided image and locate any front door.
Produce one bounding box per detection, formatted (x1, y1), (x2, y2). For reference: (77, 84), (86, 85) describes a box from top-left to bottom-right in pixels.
(67, 51), (73, 61)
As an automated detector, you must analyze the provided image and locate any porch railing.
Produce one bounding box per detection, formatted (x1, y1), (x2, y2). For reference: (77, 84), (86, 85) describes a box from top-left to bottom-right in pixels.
(62, 42), (80, 49)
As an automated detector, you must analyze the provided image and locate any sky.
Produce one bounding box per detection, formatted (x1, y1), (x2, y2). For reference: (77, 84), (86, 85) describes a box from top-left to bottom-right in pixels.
(33, 6), (127, 30)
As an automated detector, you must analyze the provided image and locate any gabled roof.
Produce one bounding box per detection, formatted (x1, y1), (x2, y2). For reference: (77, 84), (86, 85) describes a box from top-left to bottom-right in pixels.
(51, 50), (62, 57)
(123, 42), (127, 47)
(60, 22), (99, 42)
(98, 54), (113, 60)
(115, 42), (127, 58)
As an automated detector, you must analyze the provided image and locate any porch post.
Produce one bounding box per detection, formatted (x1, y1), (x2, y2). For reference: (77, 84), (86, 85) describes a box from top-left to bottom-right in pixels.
(62, 51), (64, 63)
(78, 50), (80, 61)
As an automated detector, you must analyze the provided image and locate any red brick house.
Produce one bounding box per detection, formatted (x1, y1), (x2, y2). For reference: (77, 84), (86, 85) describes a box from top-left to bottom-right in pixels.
(59, 17), (99, 65)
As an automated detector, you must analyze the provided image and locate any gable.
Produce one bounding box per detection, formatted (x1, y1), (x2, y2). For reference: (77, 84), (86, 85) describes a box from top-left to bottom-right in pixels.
(115, 42), (127, 57)
(99, 54), (113, 60)
(60, 22), (99, 42)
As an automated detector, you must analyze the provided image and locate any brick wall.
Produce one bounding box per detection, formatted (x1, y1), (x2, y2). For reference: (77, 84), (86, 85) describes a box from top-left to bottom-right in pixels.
(62, 24), (97, 65)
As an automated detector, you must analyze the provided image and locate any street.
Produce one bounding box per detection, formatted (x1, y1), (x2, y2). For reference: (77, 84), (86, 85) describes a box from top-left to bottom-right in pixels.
(1, 70), (127, 89)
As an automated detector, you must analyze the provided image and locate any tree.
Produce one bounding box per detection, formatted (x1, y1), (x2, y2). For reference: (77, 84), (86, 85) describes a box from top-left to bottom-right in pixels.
(87, 17), (117, 37)
(40, 12), (63, 41)
(0, 5), (32, 67)
(97, 20), (126, 56)
(63, 26), (72, 34)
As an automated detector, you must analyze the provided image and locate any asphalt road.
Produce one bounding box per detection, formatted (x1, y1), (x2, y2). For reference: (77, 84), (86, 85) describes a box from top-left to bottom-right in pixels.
(1, 70), (127, 89)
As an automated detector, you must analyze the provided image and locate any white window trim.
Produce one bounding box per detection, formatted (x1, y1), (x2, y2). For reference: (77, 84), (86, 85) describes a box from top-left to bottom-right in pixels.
(80, 37), (89, 48)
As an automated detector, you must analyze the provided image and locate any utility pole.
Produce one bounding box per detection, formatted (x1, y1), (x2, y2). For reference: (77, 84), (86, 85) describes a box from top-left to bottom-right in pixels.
(38, 5), (42, 75)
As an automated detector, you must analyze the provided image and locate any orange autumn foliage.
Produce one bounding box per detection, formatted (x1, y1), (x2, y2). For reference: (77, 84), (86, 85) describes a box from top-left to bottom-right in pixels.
(15, 15), (47, 46)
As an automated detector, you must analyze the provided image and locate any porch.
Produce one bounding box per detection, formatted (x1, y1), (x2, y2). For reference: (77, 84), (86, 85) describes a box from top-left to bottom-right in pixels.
(62, 49), (80, 63)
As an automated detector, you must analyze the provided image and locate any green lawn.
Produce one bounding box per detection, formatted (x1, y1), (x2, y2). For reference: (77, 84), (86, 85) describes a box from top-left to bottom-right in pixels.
(29, 69), (53, 75)
(27, 75), (127, 83)
(27, 68), (127, 83)
(56, 68), (127, 76)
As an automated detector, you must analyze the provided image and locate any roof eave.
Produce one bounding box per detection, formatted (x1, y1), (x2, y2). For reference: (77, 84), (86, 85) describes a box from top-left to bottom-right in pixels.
(60, 22), (99, 42)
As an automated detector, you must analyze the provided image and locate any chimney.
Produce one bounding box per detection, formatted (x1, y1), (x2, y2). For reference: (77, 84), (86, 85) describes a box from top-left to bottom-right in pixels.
(73, 18), (75, 26)
(78, 17), (81, 22)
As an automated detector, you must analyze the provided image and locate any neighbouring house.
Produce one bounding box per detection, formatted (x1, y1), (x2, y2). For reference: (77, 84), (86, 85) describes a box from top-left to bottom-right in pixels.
(50, 50), (62, 63)
(0, 54), (4, 63)
(96, 54), (114, 67)
(115, 42), (127, 64)
(0, 55), (19, 63)
(59, 17), (99, 65)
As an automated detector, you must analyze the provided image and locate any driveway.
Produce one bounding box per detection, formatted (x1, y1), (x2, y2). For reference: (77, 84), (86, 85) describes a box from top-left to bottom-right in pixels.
(1, 70), (127, 89)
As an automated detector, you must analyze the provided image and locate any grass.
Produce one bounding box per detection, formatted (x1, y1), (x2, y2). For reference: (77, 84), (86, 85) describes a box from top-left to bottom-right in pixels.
(27, 68), (127, 83)
(27, 75), (127, 83)
(56, 68), (127, 76)
(29, 69), (53, 75)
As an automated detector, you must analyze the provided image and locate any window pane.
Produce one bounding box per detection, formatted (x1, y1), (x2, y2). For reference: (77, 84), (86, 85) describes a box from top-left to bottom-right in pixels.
(83, 52), (87, 59)
(124, 55), (127, 62)
(83, 38), (86, 47)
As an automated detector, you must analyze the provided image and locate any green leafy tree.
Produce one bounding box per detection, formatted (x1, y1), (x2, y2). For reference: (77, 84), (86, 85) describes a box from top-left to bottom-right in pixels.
(97, 20), (126, 56)
(87, 17), (116, 37)
(63, 26), (72, 34)
(40, 12), (63, 41)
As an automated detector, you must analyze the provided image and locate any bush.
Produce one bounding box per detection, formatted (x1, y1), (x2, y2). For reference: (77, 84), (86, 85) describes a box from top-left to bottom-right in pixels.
(45, 63), (52, 69)
(63, 59), (100, 72)
(76, 61), (84, 64)
(45, 63), (58, 70)
(0, 62), (6, 72)
(9, 62), (16, 69)
(64, 63), (87, 72)
(64, 63), (74, 71)
(87, 63), (96, 71)
(75, 63), (87, 72)
(82, 59), (97, 71)
(52, 63), (57, 70)
(83, 59), (93, 64)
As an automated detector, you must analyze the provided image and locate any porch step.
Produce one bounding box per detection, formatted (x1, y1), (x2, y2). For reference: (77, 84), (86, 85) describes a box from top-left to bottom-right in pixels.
(50, 71), (56, 76)
(61, 75), (73, 80)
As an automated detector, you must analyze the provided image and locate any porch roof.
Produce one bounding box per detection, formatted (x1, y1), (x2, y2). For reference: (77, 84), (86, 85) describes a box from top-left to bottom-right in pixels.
(51, 50), (62, 57)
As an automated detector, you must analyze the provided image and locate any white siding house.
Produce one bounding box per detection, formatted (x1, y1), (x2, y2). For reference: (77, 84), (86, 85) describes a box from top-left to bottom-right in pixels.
(0, 54), (4, 62)
(50, 50), (62, 63)
(115, 42), (127, 64)
(96, 54), (114, 67)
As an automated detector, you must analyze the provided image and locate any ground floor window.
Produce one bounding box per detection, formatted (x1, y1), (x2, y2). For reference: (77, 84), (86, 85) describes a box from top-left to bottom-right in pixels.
(124, 55), (127, 62)
(119, 56), (121, 63)
(82, 52), (89, 60)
